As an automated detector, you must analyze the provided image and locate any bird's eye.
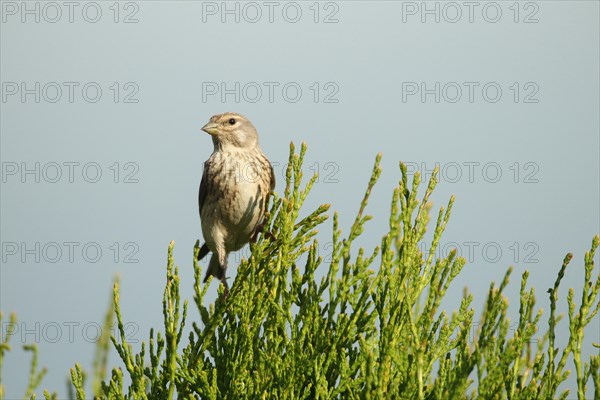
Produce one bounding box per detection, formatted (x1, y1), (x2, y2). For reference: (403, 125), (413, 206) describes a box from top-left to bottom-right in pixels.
(228, 118), (236, 125)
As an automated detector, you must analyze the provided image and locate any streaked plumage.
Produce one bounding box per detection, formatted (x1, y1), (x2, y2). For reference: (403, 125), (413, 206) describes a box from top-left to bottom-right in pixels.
(198, 112), (275, 297)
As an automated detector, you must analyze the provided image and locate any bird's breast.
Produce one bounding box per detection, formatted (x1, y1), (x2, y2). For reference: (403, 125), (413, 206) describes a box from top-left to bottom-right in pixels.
(201, 150), (270, 248)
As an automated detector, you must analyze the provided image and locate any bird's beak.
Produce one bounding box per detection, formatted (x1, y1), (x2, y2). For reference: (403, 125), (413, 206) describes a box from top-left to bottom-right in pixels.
(202, 122), (219, 135)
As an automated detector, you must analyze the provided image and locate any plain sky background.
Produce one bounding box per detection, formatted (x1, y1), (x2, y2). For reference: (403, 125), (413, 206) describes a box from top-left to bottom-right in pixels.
(1, 1), (599, 397)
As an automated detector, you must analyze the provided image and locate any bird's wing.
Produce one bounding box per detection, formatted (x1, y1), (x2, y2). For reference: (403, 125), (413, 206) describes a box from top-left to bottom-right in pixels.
(198, 163), (209, 215)
(269, 161), (276, 192)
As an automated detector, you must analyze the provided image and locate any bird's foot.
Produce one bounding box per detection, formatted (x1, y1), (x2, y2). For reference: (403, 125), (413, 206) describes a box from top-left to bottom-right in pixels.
(250, 222), (276, 244)
(221, 277), (230, 300)
(222, 285), (229, 300)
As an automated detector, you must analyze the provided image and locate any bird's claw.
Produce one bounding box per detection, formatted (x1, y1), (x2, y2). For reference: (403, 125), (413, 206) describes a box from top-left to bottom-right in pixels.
(250, 222), (276, 243)
(221, 279), (230, 300)
(264, 231), (276, 241)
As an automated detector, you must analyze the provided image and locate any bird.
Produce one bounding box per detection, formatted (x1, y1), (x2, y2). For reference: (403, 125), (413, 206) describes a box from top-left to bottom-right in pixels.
(197, 112), (275, 298)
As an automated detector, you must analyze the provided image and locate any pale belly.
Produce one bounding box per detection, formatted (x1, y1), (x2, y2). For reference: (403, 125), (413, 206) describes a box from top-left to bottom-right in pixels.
(201, 179), (265, 252)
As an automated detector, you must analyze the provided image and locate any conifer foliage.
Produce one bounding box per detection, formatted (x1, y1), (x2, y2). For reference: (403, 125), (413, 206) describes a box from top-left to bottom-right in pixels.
(1, 143), (598, 399)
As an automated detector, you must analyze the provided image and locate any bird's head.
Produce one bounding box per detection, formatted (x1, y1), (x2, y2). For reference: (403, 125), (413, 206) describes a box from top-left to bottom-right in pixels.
(202, 112), (259, 150)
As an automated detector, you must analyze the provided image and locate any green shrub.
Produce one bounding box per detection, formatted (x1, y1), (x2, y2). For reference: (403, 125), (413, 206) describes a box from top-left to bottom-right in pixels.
(1, 143), (598, 399)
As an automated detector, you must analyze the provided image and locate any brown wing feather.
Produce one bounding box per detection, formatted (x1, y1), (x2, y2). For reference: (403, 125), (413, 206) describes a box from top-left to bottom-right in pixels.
(269, 161), (276, 192)
(198, 164), (212, 261)
(198, 164), (209, 216)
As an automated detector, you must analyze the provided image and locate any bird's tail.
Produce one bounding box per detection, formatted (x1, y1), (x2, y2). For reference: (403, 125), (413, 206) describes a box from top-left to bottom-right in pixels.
(203, 252), (225, 283)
